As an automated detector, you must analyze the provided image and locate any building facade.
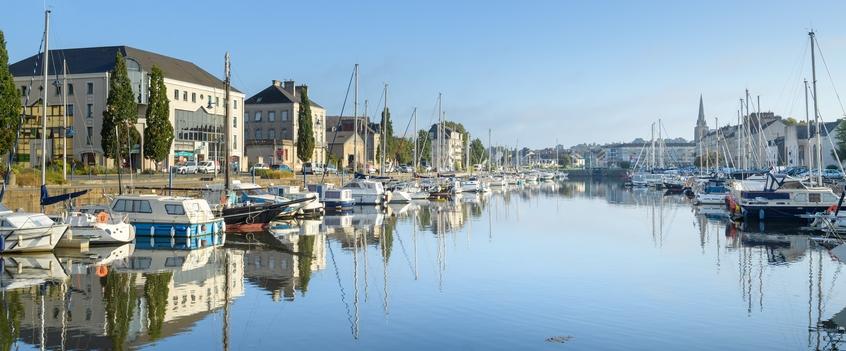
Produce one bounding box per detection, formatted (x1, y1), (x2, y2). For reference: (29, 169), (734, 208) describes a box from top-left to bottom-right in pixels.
(429, 124), (464, 170)
(243, 80), (326, 170)
(10, 46), (245, 170)
(325, 115), (381, 169)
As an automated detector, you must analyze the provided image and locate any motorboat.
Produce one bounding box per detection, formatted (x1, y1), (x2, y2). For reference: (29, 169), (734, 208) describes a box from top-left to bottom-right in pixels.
(267, 185), (325, 217)
(694, 179), (729, 205)
(736, 174), (839, 221)
(63, 205), (136, 244)
(308, 184), (355, 211)
(389, 189), (413, 203)
(342, 179), (390, 205)
(109, 194), (225, 237)
(0, 205), (68, 253)
(459, 177), (481, 193)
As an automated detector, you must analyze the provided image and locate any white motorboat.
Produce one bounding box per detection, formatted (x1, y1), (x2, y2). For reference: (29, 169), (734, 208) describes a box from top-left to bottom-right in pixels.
(389, 189), (413, 203)
(0, 253), (68, 290)
(459, 177), (481, 193)
(268, 184), (325, 216)
(110, 194), (225, 237)
(343, 180), (390, 205)
(63, 205), (136, 244)
(0, 205), (68, 253)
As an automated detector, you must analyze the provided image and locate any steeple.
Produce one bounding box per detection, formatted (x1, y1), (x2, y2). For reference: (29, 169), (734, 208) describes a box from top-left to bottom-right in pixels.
(694, 94), (708, 142)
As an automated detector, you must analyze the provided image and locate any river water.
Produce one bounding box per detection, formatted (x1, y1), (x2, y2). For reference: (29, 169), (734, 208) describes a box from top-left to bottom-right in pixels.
(1, 180), (844, 350)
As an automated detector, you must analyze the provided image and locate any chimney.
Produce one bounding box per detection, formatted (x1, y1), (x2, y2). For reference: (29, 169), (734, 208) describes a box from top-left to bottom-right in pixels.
(272, 80), (282, 87)
(296, 85), (308, 99)
(284, 80), (295, 96)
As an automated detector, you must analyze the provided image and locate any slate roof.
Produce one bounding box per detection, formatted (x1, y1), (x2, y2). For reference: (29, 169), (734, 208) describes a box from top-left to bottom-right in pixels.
(9, 45), (240, 92)
(244, 84), (323, 109)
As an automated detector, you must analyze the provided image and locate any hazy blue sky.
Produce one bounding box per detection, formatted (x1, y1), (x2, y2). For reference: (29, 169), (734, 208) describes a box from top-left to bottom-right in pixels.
(3, 0), (846, 148)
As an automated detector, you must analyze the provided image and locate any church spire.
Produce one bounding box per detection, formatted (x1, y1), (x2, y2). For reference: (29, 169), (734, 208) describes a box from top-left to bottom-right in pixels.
(694, 94), (708, 142)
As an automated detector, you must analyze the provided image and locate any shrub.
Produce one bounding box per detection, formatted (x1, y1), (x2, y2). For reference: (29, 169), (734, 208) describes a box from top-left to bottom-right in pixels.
(256, 169), (293, 179)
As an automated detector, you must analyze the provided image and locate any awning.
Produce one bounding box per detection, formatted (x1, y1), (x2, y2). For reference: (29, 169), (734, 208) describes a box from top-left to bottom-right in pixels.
(175, 151), (194, 157)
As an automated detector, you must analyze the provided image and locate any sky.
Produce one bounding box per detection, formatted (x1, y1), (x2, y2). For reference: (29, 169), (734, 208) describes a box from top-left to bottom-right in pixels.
(3, 0), (846, 148)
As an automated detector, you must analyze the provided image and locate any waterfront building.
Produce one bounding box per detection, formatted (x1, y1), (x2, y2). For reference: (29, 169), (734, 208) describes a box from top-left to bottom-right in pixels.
(325, 115), (381, 169)
(243, 80), (326, 170)
(10, 46), (245, 170)
(694, 95), (708, 143)
(599, 141), (696, 168)
(429, 124), (464, 170)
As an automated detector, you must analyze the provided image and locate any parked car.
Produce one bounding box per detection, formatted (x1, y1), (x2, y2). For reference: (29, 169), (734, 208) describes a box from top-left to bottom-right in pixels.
(303, 163), (324, 175)
(249, 163), (269, 173)
(398, 165), (413, 173)
(198, 161), (219, 174)
(177, 161), (199, 174)
(366, 164), (377, 174)
(270, 164), (293, 172)
(324, 164), (338, 175)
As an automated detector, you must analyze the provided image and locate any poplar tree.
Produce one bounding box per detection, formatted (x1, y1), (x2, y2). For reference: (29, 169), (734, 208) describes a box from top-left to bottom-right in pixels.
(143, 66), (173, 166)
(102, 52), (138, 161)
(296, 86), (314, 163)
(0, 31), (21, 156)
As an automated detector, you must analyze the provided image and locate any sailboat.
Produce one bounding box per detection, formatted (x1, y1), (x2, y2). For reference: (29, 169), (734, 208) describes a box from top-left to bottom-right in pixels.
(0, 11), (71, 253)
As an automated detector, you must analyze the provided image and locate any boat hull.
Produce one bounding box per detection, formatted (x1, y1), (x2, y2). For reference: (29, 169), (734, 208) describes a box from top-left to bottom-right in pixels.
(0, 224), (67, 253)
(740, 205), (831, 221)
(133, 219), (225, 238)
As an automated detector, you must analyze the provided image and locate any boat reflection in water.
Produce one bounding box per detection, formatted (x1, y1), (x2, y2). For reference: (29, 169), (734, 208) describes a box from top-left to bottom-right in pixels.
(5, 179), (846, 349)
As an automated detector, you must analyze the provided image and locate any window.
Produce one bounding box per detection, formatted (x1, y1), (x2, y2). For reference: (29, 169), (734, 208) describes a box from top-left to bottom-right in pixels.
(112, 199), (127, 212)
(67, 83), (74, 96)
(254, 111), (262, 122)
(200, 94), (204, 100)
(215, 96), (220, 106)
(268, 111), (276, 122)
(243, 112), (248, 124)
(254, 128), (262, 140)
(20, 86), (26, 97)
(86, 82), (94, 95)
(810, 193), (821, 203)
(174, 89), (179, 100)
(67, 104), (74, 116)
(234, 99), (238, 109)
(233, 134), (237, 149)
(268, 129), (276, 139)
(183, 91), (187, 101)
(86, 103), (93, 118)
(86, 127), (92, 145)
(134, 200), (153, 213)
(233, 116), (237, 128)
(191, 92), (196, 103)
(281, 111), (288, 121)
(165, 204), (186, 215)
(55, 84), (61, 96)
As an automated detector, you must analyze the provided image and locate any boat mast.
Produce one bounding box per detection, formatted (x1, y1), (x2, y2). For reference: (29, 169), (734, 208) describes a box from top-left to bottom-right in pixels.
(380, 83), (387, 176)
(805, 79), (812, 174)
(41, 10), (50, 189)
(353, 64), (358, 174)
(364, 99), (368, 171)
(224, 52), (231, 193)
(715, 117), (720, 171)
(62, 59), (67, 181)
(810, 31), (823, 185)
(413, 107), (417, 172)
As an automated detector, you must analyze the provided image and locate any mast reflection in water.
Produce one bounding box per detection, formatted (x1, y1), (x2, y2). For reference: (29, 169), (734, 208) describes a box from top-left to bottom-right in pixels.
(1, 180), (846, 350)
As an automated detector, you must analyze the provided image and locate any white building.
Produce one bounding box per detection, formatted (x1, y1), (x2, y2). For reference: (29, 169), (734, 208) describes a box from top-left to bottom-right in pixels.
(10, 46), (245, 170)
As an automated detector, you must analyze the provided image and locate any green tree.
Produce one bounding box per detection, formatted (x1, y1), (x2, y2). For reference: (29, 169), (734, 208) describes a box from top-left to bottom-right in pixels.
(380, 107), (394, 161)
(469, 138), (485, 165)
(0, 291), (23, 351)
(0, 31), (21, 156)
(296, 86), (314, 163)
(102, 53), (138, 162)
(143, 66), (173, 167)
(834, 120), (846, 162)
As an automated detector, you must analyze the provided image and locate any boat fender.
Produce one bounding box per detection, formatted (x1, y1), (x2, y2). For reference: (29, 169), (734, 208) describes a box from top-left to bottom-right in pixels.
(95, 265), (108, 277)
(828, 204), (838, 213)
(96, 212), (110, 224)
(170, 226), (176, 237)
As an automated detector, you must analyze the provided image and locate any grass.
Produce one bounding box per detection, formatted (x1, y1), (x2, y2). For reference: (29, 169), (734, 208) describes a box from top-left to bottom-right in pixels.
(256, 169), (294, 179)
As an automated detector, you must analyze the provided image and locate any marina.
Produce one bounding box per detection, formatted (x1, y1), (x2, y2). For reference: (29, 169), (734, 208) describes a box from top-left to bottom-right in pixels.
(0, 180), (845, 350)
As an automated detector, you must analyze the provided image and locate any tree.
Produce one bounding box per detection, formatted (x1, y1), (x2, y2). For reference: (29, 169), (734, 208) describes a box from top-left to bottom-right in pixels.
(102, 53), (138, 162)
(143, 66), (173, 168)
(834, 119), (846, 164)
(296, 86), (315, 163)
(381, 107), (393, 160)
(0, 31), (21, 156)
(469, 138), (485, 165)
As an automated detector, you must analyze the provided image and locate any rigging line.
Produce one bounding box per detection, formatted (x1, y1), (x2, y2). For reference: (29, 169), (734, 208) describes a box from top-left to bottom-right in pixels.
(813, 36), (846, 117)
(393, 225), (416, 277)
(778, 39), (809, 115)
(326, 235), (356, 338)
(399, 107), (415, 140)
(808, 88), (846, 173)
(320, 65), (355, 184)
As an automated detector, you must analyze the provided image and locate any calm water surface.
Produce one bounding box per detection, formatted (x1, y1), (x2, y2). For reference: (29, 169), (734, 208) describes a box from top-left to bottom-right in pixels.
(2, 180), (845, 350)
